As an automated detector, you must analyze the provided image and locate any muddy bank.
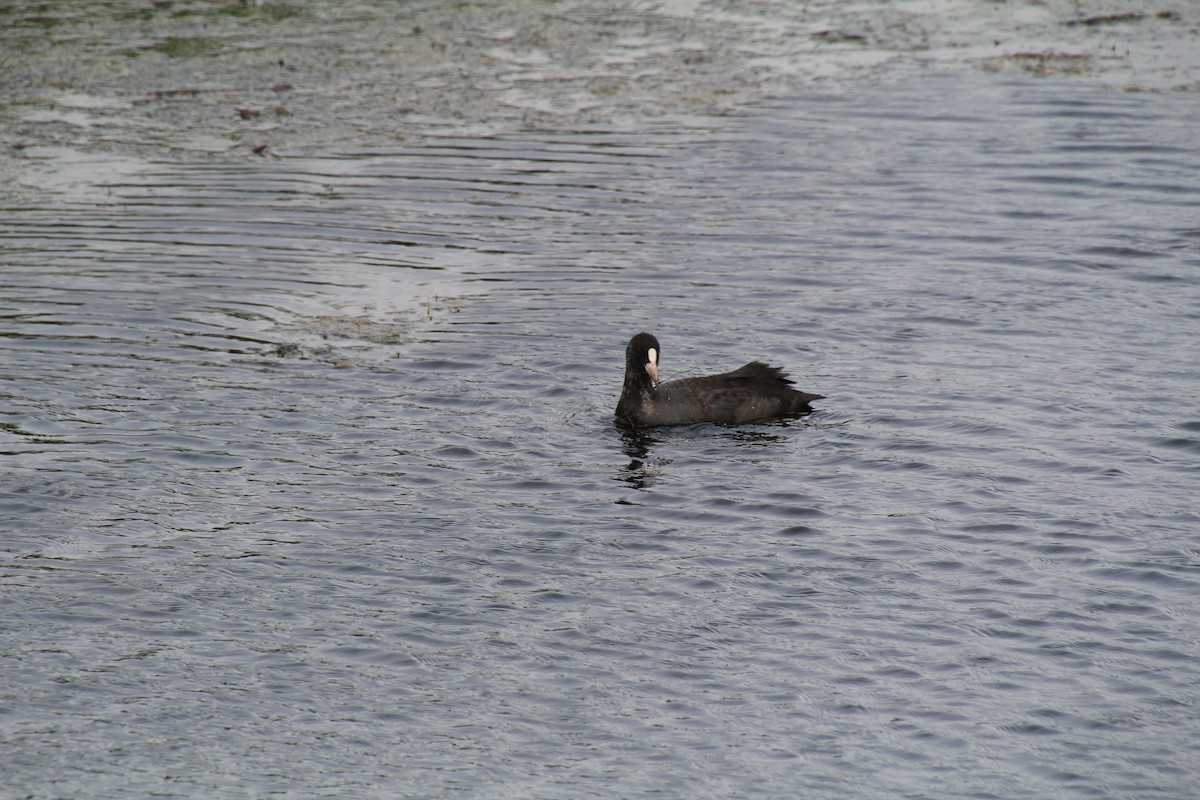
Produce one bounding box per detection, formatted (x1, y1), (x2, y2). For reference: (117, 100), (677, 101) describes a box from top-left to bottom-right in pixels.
(1, 0), (1197, 192)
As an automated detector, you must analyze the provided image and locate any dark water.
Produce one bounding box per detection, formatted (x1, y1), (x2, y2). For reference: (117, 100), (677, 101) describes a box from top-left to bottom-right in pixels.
(3, 73), (1199, 798)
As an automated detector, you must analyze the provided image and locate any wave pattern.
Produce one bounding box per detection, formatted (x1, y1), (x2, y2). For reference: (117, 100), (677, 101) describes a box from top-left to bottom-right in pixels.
(2, 74), (1199, 798)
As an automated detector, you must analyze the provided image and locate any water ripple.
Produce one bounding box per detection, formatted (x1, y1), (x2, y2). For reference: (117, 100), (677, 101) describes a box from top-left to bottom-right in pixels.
(4, 73), (1200, 799)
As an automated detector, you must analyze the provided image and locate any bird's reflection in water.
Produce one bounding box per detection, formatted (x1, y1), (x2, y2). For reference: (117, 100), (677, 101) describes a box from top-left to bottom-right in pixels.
(714, 427), (793, 446)
(616, 419), (805, 491)
(617, 426), (666, 491)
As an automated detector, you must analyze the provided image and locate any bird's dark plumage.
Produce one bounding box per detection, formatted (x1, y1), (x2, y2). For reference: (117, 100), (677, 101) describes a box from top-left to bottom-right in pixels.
(615, 332), (822, 428)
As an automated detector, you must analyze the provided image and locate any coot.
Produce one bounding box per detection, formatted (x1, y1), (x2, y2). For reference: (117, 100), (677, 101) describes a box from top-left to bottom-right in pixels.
(615, 332), (823, 428)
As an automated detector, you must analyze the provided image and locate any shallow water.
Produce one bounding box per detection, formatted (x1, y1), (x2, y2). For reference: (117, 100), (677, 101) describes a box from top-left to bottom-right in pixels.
(3, 72), (1200, 798)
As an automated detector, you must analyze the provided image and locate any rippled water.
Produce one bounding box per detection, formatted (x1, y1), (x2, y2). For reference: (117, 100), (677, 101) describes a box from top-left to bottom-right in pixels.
(4, 73), (1199, 798)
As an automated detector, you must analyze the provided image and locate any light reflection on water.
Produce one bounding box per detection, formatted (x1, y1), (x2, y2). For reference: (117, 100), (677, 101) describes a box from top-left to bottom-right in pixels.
(3, 74), (1200, 798)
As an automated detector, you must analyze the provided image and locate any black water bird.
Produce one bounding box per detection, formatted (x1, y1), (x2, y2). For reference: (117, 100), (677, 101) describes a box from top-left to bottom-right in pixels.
(615, 332), (822, 428)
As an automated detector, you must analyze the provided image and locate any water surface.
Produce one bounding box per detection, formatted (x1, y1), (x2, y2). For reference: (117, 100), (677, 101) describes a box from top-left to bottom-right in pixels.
(3, 73), (1199, 798)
